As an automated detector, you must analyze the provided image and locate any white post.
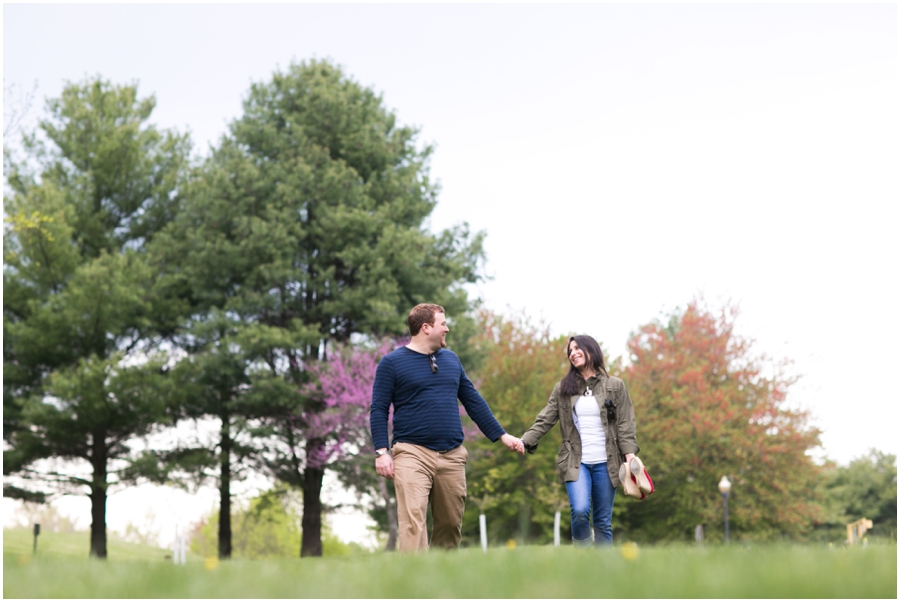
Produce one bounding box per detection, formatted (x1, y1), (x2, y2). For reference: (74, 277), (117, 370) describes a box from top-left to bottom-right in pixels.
(554, 511), (561, 547)
(173, 525), (180, 563)
(173, 525), (186, 565)
(479, 514), (487, 552)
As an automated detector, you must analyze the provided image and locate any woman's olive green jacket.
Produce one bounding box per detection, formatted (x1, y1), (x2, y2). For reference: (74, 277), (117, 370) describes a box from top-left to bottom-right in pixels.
(521, 372), (640, 487)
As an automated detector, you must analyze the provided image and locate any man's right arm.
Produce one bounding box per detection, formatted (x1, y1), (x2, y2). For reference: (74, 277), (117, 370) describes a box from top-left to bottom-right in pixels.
(375, 448), (394, 479)
(370, 357), (395, 479)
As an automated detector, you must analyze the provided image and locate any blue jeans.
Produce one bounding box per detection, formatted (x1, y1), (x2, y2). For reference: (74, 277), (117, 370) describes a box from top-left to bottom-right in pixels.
(565, 462), (617, 547)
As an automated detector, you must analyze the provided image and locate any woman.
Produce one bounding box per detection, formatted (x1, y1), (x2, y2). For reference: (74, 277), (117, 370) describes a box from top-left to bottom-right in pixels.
(521, 335), (640, 547)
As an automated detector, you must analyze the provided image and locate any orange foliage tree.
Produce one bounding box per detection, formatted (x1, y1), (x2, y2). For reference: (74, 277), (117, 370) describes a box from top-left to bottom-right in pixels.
(617, 299), (823, 542)
(460, 310), (571, 546)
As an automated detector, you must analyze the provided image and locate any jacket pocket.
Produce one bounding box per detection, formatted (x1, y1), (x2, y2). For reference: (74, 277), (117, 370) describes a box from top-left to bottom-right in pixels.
(557, 440), (571, 468)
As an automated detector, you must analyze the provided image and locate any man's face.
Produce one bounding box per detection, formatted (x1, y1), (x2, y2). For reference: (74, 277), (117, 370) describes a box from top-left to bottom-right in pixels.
(423, 312), (449, 350)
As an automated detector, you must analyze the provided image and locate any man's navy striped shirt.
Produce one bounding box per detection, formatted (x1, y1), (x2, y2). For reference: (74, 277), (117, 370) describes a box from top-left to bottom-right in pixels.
(370, 346), (505, 451)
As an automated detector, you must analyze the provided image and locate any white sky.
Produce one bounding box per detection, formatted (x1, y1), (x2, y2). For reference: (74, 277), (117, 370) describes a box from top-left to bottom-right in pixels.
(3, 2), (898, 548)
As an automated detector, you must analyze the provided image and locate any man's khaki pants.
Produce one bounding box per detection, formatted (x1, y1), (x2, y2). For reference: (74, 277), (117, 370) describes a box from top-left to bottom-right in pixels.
(392, 442), (468, 552)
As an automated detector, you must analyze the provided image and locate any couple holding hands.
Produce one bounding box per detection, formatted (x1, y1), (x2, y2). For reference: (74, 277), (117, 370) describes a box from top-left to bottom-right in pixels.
(370, 303), (643, 551)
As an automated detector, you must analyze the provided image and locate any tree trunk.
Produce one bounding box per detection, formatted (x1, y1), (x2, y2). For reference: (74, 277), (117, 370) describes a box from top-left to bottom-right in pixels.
(300, 438), (325, 557)
(378, 477), (398, 551)
(218, 418), (232, 559)
(518, 500), (531, 545)
(89, 440), (107, 559)
(89, 482), (107, 558)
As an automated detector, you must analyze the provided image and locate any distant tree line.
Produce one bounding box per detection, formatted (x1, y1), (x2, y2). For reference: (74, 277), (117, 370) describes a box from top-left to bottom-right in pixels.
(4, 61), (894, 560)
(456, 305), (895, 547)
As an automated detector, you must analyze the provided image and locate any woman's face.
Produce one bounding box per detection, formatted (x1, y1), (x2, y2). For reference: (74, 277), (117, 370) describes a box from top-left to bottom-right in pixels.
(568, 341), (590, 369)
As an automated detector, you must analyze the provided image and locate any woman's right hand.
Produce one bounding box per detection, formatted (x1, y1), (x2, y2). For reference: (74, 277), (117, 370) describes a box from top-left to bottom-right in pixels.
(519, 435), (529, 455)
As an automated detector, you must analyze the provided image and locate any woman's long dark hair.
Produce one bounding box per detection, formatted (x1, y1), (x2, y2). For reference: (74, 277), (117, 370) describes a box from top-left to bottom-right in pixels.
(559, 335), (608, 396)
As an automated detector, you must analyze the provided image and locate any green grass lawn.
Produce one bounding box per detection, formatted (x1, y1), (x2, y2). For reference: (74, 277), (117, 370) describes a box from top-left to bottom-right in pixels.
(3, 528), (190, 563)
(4, 529), (896, 598)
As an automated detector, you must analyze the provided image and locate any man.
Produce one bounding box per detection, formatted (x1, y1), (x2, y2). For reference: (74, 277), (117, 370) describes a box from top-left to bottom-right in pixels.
(370, 303), (524, 552)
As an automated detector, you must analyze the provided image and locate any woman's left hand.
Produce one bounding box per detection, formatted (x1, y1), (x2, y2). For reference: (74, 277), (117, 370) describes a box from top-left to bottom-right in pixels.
(625, 453), (635, 464)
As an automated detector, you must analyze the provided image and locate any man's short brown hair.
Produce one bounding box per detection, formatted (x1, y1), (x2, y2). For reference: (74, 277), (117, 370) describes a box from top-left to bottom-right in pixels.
(408, 303), (445, 336)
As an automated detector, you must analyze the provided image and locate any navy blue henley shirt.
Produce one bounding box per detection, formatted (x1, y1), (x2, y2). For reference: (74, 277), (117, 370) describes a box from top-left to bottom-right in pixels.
(369, 346), (505, 451)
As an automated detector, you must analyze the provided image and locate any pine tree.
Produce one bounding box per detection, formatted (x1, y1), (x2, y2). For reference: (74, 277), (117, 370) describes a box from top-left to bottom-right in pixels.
(3, 78), (191, 557)
(153, 59), (485, 557)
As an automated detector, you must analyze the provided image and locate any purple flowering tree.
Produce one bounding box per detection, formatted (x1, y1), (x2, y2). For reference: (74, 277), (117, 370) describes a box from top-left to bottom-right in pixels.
(312, 339), (403, 551)
(300, 343), (387, 466)
(265, 339), (398, 555)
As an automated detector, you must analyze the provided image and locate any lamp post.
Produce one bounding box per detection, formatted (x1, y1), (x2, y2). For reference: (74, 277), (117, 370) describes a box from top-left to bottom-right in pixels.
(718, 476), (731, 544)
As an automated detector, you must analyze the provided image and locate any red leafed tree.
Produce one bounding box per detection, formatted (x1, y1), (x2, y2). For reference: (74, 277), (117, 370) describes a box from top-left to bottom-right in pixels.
(616, 299), (823, 542)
